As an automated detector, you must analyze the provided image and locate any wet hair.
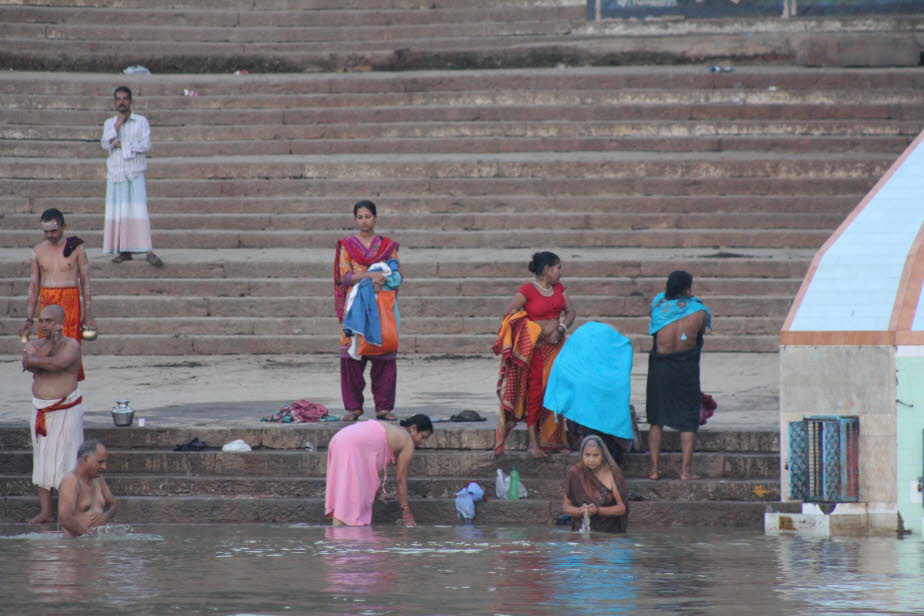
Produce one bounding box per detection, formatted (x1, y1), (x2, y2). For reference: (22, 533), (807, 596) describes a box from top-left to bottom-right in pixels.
(665, 270), (693, 300)
(527, 251), (560, 275)
(400, 414), (433, 433)
(76, 439), (103, 461)
(353, 200), (377, 217)
(114, 85), (132, 100)
(40, 208), (65, 227)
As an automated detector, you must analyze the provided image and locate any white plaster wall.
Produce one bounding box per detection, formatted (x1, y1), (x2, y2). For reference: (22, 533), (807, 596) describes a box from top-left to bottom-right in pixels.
(779, 345), (896, 504)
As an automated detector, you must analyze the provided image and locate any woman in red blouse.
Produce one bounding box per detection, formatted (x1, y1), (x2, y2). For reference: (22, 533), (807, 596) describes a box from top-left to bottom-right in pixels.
(498, 251), (576, 458)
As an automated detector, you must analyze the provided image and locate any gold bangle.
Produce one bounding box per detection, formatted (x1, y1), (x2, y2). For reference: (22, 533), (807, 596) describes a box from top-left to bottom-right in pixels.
(401, 505), (410, 511)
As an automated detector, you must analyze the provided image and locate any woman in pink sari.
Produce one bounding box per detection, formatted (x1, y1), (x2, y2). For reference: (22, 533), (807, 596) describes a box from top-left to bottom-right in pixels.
(334, 200), (400, 421)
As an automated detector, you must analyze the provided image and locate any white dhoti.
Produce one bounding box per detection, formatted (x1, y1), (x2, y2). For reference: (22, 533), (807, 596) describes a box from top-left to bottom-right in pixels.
(30, 388), (84, 490)
(103, 175), (153, 254)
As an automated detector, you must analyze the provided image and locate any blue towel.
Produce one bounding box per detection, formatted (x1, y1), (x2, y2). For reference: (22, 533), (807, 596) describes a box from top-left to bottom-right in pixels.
(648, 292), (711, 335)
(343, 278), (382, 345)
(543, 321), (634, 440)
(342, 260), (403, 346)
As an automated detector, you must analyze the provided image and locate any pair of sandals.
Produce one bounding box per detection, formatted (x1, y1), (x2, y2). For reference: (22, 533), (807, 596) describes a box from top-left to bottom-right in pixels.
(112, 252), (164, 267)
(342, 410), (397, 421)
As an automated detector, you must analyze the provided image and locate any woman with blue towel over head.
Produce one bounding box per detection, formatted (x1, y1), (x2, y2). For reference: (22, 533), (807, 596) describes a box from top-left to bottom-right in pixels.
(543, 321), (636, 465)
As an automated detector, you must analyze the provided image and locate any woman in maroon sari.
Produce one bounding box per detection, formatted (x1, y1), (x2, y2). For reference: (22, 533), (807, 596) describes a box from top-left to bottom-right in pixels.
(334, 200), (400, 421)
(562, 435), (629, 533)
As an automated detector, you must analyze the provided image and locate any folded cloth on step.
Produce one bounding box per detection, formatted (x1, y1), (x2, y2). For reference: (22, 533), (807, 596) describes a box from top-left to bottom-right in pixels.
(262, 399), (330, 423)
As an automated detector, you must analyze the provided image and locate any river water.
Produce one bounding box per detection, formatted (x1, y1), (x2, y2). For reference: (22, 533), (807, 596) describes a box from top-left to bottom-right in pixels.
(1, 524), (922, 615)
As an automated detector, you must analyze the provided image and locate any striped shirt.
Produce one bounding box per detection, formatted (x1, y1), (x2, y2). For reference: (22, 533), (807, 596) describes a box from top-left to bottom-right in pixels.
(100, 113), (151, 183)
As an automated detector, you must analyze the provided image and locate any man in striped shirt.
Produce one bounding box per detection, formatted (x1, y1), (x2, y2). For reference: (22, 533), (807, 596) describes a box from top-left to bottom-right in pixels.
(101, 86), (163, 267)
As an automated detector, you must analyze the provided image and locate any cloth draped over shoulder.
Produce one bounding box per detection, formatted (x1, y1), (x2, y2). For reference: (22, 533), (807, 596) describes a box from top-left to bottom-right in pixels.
(562, 436), (629, 533)
(646, 293), (710, 433)
(543, 321), (634, 440)
(493, 310), (541, 455)
(649, 292), (711, 335)
(334, 235), (399, 323)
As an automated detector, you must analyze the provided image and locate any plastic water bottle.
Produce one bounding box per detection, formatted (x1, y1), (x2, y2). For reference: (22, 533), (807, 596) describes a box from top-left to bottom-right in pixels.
(507, 469), (521, 500)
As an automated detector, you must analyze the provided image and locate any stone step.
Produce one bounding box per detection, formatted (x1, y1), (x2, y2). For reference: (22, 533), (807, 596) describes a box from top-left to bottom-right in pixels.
(1, 194), (859, 216)
(0, 247), (815, 279)
(0, 153), (895, 182)
(0, 494), (770, 528)
(1, 273), (803, 296)
(0, 473), (780, 501)
(0, 228), (832, 250)
(0, 20), (580, 44)
(0, 425), (778, 453)
(0, 5), (584, 28)
(3, 0), (583, 10)
(0, 315), (786, 339)
(0, 176), (876, 198)
(0, 449), (780, 478)
(0, 293), (796, 319)
(2, 68), (923, 95)
(0, 212), (845, 233)
(1, 135), (910, 158)
(0, 332), (781, 355)
(6, 119), (921, 141)
(5, 102), (924, 127)
(7, 89), (924, 111)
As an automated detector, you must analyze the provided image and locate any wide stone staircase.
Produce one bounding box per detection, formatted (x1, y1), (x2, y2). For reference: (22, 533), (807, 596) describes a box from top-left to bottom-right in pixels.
(2, 67), (921, 356)
(0, 423), (780, 527)
(1, 0), (922, 528)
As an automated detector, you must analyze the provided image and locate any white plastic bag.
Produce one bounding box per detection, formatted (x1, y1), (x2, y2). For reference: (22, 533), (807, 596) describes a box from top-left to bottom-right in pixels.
(495, 469), (509, 500)
(221, 439), (251, 452)
(495, 469), (528, 500)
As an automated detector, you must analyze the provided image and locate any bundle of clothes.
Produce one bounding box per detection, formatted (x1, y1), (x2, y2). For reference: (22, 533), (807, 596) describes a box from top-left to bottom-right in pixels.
(261, 399), (330, 423)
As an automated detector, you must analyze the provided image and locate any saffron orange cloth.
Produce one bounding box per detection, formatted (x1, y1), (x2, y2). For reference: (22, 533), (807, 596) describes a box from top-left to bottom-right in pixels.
(38, 286), (85, 381)
(325, 420), (395, 526)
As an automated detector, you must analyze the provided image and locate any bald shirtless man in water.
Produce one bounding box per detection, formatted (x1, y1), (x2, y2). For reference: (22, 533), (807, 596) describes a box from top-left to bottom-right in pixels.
(58, 440), (117, 538)
(22, 304), (85, 523)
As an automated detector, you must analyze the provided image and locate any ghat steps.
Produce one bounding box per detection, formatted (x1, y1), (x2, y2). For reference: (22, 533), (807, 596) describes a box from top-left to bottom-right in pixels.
(2, 66), (922, 355)
(0, 424), (781, 528)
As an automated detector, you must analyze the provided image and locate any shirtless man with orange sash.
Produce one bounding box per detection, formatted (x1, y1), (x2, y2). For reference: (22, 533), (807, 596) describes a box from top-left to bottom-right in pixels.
(22, 305), (85, 524)
(18, 208), (96, 381)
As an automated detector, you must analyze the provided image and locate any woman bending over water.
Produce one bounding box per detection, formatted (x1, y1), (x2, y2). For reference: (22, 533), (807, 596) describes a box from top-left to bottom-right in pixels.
(325, 414), (433, 527)
(494, 251), (575, 458)
(562, 435), (628, 533)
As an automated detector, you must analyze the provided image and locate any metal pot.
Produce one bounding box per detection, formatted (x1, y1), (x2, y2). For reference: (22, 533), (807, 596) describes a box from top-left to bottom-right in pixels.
(81, 326), (98, 341)
(111, 400), (134, 427)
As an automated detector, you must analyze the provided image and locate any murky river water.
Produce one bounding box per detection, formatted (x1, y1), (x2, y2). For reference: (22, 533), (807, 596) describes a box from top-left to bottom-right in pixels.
(1, 524), (922, 615)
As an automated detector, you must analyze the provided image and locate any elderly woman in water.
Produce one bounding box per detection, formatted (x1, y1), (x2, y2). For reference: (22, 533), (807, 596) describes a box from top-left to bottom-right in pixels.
(561, 435), (629, 533)
(325, 414), (433, 527)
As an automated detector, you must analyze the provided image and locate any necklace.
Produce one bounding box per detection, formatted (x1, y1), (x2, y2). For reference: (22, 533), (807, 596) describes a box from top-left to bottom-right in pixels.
(532, 280), (554, 297)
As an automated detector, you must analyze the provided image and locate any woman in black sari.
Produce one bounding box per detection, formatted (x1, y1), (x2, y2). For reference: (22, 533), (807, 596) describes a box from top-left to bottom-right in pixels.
(561, 435), (629, 533)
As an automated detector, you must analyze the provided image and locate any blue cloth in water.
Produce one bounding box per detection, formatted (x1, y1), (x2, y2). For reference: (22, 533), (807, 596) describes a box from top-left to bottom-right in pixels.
(543, 321), (634, 440)
(455, 482), (485, 521)
(648, 292), (711, 335)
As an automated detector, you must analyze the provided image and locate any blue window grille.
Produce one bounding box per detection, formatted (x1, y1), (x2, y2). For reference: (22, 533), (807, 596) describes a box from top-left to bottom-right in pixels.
(788, 416), (859, 503)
